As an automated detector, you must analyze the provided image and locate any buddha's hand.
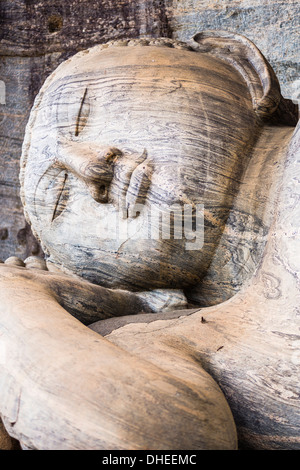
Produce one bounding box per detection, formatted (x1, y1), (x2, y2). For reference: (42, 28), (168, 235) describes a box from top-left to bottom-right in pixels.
(0, 256), (157, 324)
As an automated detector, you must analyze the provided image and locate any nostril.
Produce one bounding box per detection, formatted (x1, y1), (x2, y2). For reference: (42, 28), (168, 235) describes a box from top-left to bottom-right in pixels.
(105, 148), (123, 164)
(99, 184), (106, 196)
(85, 180), (109, 203)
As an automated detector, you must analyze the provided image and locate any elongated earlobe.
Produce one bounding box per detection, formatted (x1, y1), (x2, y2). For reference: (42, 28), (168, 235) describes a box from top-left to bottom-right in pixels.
(190, 31), (298, 126)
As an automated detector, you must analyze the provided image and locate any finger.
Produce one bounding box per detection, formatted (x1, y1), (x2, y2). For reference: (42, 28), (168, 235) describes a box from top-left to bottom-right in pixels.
(4, 256), (25, 267)
(24, 256), (47, 271)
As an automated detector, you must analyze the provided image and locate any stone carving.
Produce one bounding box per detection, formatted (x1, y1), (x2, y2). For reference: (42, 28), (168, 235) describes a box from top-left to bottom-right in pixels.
(0, 32), (299, 450)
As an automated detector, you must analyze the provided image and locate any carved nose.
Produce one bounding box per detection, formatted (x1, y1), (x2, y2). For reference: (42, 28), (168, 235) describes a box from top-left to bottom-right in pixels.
(56, 141), (122, 203)
(82, 147), (123, 203)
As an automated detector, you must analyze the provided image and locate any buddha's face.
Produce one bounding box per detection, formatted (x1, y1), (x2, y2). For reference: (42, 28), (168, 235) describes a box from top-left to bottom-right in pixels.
(22, 44), (257, 290)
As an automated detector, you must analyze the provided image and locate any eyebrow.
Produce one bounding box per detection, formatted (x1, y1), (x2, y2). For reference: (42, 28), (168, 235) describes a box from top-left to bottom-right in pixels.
(75, 87), (88, 136)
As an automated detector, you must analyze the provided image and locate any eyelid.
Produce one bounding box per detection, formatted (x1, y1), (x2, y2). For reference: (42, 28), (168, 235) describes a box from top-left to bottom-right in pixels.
(51, 172), (68, 221)
(75, 87), (89, 137)
(34, 167), (69, 223)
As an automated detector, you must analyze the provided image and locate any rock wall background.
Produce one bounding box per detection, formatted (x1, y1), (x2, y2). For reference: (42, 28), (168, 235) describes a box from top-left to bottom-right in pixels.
(0, 0), (299, 260)
(168, 0), (299, 99)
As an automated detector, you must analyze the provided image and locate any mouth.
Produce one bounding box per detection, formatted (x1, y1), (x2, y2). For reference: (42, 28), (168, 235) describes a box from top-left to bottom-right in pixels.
(111, 150), (152, 219)
(125, 160), (152, 218)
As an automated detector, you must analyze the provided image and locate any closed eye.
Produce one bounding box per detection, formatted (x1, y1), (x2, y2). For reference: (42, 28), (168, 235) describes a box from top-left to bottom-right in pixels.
(52, 172), (68, 221)
(34, 166), (70, 223)
(75, 87), (89, 137)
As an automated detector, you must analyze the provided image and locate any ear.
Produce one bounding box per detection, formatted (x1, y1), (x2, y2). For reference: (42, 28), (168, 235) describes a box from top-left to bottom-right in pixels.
(190, 31), (298, 126)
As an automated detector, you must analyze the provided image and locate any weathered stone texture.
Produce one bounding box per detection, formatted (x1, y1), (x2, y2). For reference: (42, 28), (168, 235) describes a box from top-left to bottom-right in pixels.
(0, 0), (298, 261)
(168, 0), (300, 99)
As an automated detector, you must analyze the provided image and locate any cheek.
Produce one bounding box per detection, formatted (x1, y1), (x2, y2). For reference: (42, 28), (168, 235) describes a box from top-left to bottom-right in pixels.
(31, 169), (68, 235)
(34, 174), (87, 250)
(43, 196), (120, 254)
(149, 162), (205, 208)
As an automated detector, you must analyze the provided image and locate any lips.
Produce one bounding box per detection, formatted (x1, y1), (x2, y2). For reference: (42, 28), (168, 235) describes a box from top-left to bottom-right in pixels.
(110, 150), (152, 219)
(125, 161), (152, 218)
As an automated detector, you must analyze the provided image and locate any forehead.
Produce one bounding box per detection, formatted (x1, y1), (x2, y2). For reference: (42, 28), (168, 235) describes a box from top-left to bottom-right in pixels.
(38, 46), (253, 144)
(50, 44), (246, 84)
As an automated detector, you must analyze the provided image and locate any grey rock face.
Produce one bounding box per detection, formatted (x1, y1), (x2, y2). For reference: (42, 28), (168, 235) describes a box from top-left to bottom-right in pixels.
(168, 0), (299, 99)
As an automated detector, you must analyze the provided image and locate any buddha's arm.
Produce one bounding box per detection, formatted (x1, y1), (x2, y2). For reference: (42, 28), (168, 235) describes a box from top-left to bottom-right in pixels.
(0, 260), (187, 324)
(0, 264), (236, 450)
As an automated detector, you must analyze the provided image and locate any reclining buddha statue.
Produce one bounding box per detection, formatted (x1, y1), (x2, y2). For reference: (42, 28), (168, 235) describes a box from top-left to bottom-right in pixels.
(0, 31), (299, 450)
